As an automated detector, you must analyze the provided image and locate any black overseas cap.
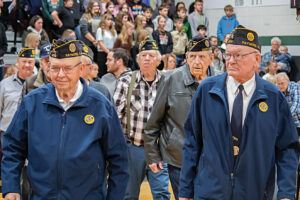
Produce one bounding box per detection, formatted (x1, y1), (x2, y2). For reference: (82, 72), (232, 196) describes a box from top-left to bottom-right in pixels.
(50, 39), (83, 58)
(18, 47), (35, 58)
(227, 25), (261, 52)
(139, 40), (159, 52)
(187, 35), (211, 52)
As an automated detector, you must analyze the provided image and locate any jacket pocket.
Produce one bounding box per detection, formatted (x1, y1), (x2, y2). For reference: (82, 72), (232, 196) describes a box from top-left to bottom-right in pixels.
(165, 128), (184, 162)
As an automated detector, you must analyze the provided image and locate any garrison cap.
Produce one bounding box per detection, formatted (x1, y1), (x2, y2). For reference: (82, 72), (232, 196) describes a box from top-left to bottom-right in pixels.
(227, 25), (261, 52)
(50, 39), (83, 58)
(187, 35), (211, 52)
(39, 43), (51, 58)
(139, 40), (159, 52)
(80, 41), (94, 61)
(18, 48), (35, 58)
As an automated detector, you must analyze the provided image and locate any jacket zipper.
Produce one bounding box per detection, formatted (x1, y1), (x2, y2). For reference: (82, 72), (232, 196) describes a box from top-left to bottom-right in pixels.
(57, 111), (66, 199)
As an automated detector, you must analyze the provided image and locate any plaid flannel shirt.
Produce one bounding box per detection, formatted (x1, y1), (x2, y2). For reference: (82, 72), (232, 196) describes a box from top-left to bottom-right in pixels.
(285, 81), (300, 127)
(114, 70), (161, 146)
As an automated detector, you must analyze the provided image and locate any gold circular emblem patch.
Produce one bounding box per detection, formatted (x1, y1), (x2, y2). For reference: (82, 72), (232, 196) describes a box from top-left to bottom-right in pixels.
(84, 114), (95, 124)
(247, 32), (255, 42)
(205, 40), (209, 47)
(83, 46), (89, 53)
(259, 102), (268, 112)
(32, 50), (35, 54)
(69, 43), (76, 53)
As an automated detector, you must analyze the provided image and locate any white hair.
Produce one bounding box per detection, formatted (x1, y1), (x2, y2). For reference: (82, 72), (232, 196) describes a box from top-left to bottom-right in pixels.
(271, 37), (281, 45)
(276, 72), (289, 81)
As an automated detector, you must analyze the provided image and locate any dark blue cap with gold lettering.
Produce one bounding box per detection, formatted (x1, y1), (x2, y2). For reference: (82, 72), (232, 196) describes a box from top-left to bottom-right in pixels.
(227, 25), (261, 52)
(18, 48), (35, 58)
(50, 39), (83, 58)
(80, 41), (94, 61)
(187, 35), (212, 52)
(139, 40), (159, 52)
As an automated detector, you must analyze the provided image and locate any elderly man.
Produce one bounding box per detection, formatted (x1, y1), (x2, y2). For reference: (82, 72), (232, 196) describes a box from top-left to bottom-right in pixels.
(260, 37), (282, 75)
(114, 40), (171, 200)
(101, 48), (131, 96)
(2, 39), (129, 200)
(276, 72), (300, 135)
(0, 48), (35, 135)
(80, 42), (112, 101)
(179, 26), (299, 200)
(23, 43), (52, 95)
(144, 36), (214, 200)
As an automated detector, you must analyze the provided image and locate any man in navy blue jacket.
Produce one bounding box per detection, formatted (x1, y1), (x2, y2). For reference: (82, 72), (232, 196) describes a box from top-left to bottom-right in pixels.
(2, 39), (129, 200)
(179, 26), (299, 200)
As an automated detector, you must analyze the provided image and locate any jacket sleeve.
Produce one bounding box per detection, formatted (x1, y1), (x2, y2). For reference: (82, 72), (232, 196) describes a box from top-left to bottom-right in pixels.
(188, 14), (196, 37)
(179, 87), (203, 198)
(205, 15), (209, 36)
(1, 100), (28, 196)
(41, 0), (54, 22)
(80, 16), (90, 37)
(217, 18), (223, 41)
(275, 96), (299, 200)
(167, 32), (173, 54)
(102, 103), (129, 200)
(144, 75), (170, 164)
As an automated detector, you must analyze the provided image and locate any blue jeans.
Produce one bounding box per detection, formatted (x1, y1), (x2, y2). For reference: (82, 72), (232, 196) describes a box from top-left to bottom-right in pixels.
(125, 143), (171, 200)
(74, 25), (82, 40)
(175, 55), (185, 68)
(168, 165), (180, 200)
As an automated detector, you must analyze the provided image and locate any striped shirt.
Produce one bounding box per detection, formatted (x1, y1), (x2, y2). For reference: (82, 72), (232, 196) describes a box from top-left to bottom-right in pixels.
(114, 70), (161, 146)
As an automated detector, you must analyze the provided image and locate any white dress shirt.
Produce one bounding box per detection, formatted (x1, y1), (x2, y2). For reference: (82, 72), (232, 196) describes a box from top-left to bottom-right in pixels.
(227, 75), (256, 125)
(56, 80), (83, 111)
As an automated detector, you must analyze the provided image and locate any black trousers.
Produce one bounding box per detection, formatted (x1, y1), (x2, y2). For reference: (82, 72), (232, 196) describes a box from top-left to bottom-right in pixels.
(97, 51), (108, 78)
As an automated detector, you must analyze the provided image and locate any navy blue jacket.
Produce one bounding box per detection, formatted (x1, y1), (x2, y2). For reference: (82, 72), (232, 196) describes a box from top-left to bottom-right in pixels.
(179, 73), (299, 200)
(2, 79), (129, 199)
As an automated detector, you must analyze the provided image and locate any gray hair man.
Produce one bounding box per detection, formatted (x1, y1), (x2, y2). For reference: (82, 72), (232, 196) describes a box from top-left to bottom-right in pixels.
(144, 35), (214, 200)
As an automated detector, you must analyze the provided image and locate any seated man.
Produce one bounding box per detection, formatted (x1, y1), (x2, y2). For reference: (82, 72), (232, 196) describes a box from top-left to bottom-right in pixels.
(276, 72), (300, 136)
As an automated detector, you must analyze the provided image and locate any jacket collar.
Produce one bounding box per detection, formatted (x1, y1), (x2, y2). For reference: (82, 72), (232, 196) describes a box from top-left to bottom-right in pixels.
(43, 77), (90, 110)
(209, 73), (268, 104)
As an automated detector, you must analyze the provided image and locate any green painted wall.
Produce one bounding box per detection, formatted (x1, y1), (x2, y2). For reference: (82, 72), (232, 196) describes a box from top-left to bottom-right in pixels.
(259, 36), (300, 46)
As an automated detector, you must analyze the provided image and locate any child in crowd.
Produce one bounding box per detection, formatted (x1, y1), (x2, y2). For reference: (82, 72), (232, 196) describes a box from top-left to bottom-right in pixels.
(105, 2), (115, 22)
(163, 53), (176, 72)
(89, 62), (100, 82)
(171, 18), (188, 68)
(188, 0), (209, 36)
(143, 5), (154, 39)
(197, 25), (207, 37)
(275, 46), (292, 74)
(175, 1), (186, 12)
(177, 6), (192, 40)
(96, 13), (117, 78)
(115, 11), (129, 34)
(134, 14), (146, 42)
(101, 0), (111, 14)
(217, 4), (239, 42)
(114, 0), (134, 21)
(152, 4), (173, 32)
(210, 46), (225, 75)
(61, 29), (76, 40)
(220, 33), (231, 52)
(262, 60), (279, 84)
(129, 0), (146, 19)
(3, 64), (18, 79)
(119, 3), (134, 21)
(51, 0), (75, 35)
(114, 21), (134, 57)
(25, 32), (40, 69)
(152, 16), (173, 70)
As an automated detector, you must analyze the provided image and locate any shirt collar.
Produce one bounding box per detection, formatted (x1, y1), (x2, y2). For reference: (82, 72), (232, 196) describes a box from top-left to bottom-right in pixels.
(136, 70), (161, 85)
(55, 80), (83, 104)
(228, 74), (256, 96)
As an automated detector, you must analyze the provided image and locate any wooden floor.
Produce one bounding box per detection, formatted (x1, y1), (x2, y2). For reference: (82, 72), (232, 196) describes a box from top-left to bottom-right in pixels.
(139, 181), (175, 200)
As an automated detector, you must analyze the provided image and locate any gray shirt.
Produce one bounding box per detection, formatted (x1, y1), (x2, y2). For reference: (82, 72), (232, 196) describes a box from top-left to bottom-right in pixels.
(0, 73), (24, 132)
(188, 11), (209, 37)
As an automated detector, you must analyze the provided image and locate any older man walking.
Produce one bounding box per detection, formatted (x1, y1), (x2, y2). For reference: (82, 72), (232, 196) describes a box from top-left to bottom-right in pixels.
(144, 35), (214, 200)
(2, 39), (129, 200)
(179, 26), (299, 200)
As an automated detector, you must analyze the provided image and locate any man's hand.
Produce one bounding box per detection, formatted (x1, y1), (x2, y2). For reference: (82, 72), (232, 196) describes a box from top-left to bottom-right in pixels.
(5, 193), (20, 200)
(148, 161), (163, 173)
(179, 198), (193, 200)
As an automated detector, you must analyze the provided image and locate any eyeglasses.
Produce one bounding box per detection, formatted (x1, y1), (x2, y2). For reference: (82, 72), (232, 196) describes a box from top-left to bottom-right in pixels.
(223, 52), (257, 61)
(50, 62), (81, 74)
